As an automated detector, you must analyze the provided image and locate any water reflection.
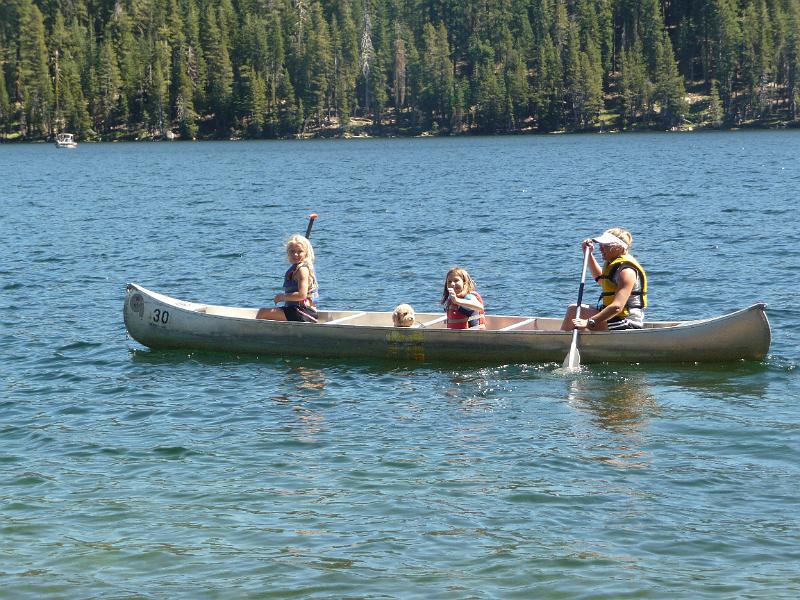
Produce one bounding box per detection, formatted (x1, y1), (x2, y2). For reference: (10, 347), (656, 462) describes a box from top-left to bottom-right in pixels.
(442, 366), (503, 410)
(566, 371), (657, 434)
(271, 365), (327, 435)
(566, 370), (658, 469)
(272, 364), (327, 399)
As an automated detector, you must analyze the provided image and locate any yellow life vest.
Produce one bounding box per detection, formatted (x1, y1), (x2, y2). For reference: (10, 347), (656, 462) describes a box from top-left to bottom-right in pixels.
(598, 254), (648, 316)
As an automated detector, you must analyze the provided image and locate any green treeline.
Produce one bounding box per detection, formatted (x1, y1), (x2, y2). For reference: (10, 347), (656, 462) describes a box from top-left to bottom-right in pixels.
(1, 0), (799, 141)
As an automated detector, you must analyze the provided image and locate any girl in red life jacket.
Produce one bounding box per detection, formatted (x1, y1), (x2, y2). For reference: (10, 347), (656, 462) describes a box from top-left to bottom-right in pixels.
(441, 267), (486, 329)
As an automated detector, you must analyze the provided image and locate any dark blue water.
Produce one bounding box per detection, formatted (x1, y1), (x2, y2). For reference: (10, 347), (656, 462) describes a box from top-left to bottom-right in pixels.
(1, 132), (798, 598)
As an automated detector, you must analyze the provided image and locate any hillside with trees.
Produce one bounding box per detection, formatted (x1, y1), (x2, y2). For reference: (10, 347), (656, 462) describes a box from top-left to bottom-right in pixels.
(1, 0), (799, 141)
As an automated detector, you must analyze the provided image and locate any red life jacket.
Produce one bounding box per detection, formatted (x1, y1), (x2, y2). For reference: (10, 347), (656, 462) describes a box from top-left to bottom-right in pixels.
(445, 292), (486, 329)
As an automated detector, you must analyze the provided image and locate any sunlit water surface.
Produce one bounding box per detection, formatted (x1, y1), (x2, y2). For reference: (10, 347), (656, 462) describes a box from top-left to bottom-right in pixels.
(1, 131), (798, 598)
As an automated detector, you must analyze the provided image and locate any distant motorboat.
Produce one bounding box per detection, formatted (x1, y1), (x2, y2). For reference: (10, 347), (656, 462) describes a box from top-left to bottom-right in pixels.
(55, 133), (77, 148)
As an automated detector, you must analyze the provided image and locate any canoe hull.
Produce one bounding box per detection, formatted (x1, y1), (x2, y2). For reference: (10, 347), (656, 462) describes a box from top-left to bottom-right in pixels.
(124, 284), (771, 364)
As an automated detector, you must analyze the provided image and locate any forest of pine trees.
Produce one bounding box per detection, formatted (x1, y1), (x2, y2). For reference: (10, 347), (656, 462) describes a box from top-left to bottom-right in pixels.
(1, 0), (800, 141)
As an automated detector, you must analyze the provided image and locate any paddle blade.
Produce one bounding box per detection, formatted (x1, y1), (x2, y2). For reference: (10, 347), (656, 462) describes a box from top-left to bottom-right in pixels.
(562, 346), (581, 370)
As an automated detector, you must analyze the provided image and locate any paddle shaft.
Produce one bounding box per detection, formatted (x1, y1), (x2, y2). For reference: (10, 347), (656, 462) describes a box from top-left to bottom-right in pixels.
(574, 246), (591, 319)
(305, 213), (318, 239)
(565, 246), (592, 368)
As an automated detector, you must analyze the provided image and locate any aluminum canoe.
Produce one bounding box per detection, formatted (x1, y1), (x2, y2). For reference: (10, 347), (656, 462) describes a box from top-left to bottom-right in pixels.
(124, 283), (771, 364)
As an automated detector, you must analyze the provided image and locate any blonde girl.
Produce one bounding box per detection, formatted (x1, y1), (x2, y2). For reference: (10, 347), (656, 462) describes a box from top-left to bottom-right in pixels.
(256, 234), (319, 322)
(441, 267), (486, 329)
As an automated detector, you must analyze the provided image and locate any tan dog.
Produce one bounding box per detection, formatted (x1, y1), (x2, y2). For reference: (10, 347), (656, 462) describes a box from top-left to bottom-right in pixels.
(392, 304), (417, 327)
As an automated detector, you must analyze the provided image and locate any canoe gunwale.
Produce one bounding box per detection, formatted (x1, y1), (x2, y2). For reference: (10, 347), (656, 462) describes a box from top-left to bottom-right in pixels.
(124, 283), (771, 363)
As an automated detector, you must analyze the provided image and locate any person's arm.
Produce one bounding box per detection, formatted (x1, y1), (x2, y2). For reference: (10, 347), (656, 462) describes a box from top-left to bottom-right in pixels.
(583, 239), (602, 281)
(448, 291), (484, 312)
(274, 266), (311, 303)
(573, 267), (635, 329)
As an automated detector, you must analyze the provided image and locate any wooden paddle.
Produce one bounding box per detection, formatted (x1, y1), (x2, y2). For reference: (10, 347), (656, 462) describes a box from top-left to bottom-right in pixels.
(563, 245), (592, 370)
(305, 213), (318, 239)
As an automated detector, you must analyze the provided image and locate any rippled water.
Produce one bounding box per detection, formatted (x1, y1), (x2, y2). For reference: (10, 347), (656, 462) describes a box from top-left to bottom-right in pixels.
(1, 132), (798, 598)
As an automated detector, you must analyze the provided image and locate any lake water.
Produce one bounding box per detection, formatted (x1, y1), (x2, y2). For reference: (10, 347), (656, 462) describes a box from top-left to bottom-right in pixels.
(1, 132), (798, 598)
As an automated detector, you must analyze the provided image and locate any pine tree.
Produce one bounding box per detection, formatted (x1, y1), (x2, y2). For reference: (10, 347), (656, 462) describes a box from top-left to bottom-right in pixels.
(305, 1), (333, 126)
(786, 0), (800, 120)
(620, 37), (651, 126)
(392, 22), (407, 117)
(173, 43), (198, 138)
(61, 55), (92, 136)
(238, 64), (266, 136)
(653, 31), (687, 127)
(708, 79), (724, 126)
(147, 41), (171, 136)
(18, 1), (53, 137)
(711, 0), (740, 116)
(581, 43), (604, 127)
(203, 5), (234, 132)
(504, 47), (529, 130)
(95, 36), (123, 134)
(564, 19), (583, 128)
(0, 43), (10, 138)
(181, 0), (207, 116)
(265, 9), (287, 135)
(331, 1), (359, 126)
(420, 21), (454, 128)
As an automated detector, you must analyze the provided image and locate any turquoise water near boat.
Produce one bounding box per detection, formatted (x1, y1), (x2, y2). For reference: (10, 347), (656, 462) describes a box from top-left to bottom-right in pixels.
(1, 132), (798, 597)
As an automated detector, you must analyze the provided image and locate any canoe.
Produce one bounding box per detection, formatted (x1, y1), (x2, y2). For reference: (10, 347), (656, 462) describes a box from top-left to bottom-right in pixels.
(123, 283), (771, 364)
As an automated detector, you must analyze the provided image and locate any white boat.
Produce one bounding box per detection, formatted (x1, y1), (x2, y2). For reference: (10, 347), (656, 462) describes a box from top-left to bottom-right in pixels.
(55, 133), (77, 148)
(123, 284), (771, 364)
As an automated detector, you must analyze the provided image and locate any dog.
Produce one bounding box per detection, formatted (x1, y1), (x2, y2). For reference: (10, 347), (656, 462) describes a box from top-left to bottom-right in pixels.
(392, 304), (418, 328)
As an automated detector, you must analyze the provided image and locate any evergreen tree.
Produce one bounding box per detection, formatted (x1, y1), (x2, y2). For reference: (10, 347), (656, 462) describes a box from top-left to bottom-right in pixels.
(305, 1), (333, 125)
(504, 46), (529, 129)
(203, 5), (234, 132)
(0, 43), (10, 137)
(420, 21), (454, 127)
(18, 1), (53, 137)
(95, 36), (123, 134)
(473, 56), (503, 132)
(392, 22), (408, 117)
(147, 41), (171, 136)
(708, 79), (724, 126)
(265, 9), (288, 135)
(181, 0), (207, 116)
(620, 37), (651, 126)
(711, 0), (740, 115)
(786, 0), (800, 119)
(653, 31), (687, 127)
(2, 0), (800, 139)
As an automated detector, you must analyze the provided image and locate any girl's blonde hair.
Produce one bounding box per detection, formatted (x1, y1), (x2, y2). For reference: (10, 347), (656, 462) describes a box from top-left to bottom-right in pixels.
(286, 234), (315, 264)
(605, 227), (633, 250)
(441, 266), (477, 304)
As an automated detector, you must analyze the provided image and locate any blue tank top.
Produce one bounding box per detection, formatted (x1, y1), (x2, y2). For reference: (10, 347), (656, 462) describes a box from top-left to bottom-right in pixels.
(283, 262), (318, 307)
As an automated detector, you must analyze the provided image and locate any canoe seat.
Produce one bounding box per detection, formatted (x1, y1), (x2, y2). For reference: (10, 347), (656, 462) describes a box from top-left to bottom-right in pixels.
(324, 312), (368, 325)
(498, 318), (537, 331)
(420, 315), (446, 328)
(204, 306), (259, 318)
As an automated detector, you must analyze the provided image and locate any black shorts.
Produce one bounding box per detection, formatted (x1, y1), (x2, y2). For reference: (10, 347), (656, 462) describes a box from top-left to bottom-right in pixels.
(282, 305), (318, 323)
(607, 317), (643, 331)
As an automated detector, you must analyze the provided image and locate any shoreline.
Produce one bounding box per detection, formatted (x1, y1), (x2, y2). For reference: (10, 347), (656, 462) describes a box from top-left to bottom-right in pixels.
(3, 118), (798, 144)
